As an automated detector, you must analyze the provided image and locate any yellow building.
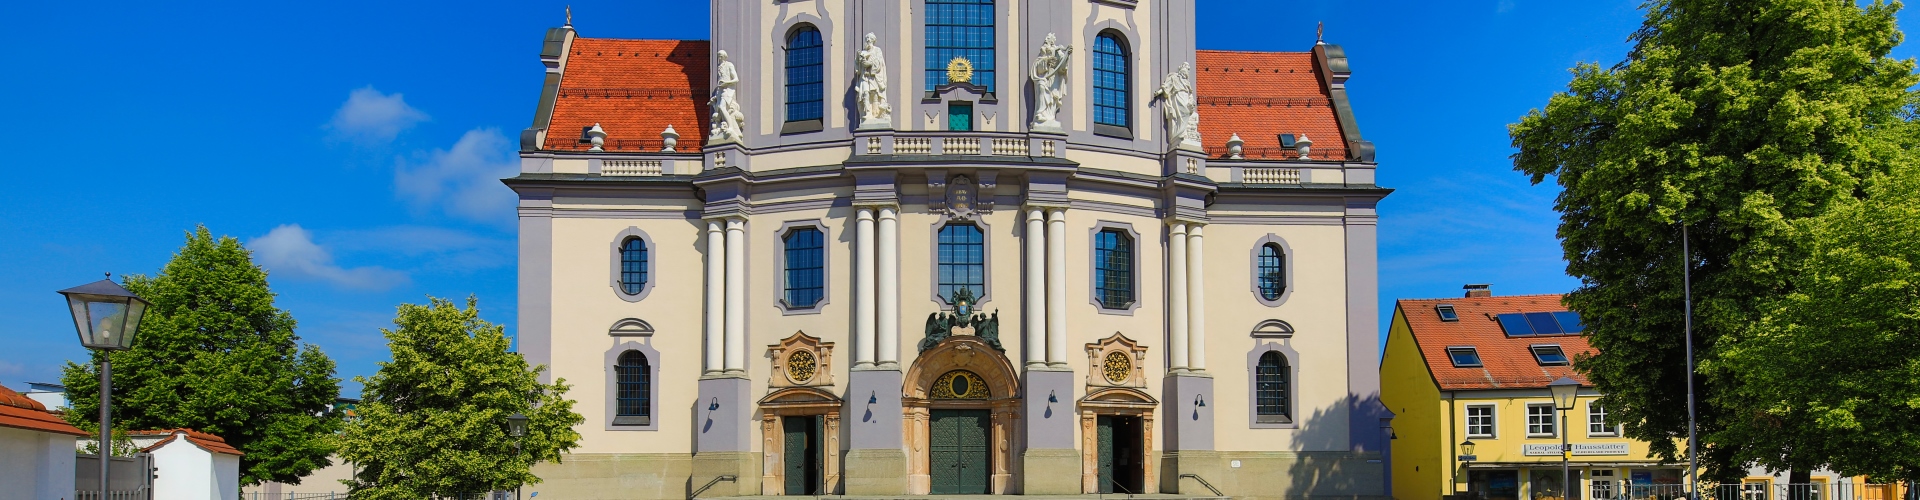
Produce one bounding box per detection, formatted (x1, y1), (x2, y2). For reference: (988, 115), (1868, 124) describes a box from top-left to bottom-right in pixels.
(1382, 287), (1685, 500)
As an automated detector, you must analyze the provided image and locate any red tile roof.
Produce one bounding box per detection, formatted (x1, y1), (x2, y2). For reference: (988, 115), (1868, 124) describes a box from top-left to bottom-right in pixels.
(0, 384), (89, 437)
(1195, 50), (1349, 161)
(130, 428), (244, 456)
(1397, 294), (1594, 391)
(544, 38), (710, 152)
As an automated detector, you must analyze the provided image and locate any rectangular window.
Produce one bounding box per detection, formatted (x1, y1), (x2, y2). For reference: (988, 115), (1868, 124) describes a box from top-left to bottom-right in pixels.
(1532, 344), (1570, 365)
(1435, 304), (1458, 321)
(1447, 347), (1483, 367)
(936, 224), (985, 300)
(1091, 33), (1129, 128)
(1465, 404), (1495, 437)
(1588, 402), (1615, 436)
(1093, 228), (1134, 309)
(925, 0), (996, 92)
(784, 28), (825, 122)
(1592, 469), (1618, 500)
(783, 228), (825, 308)
(1741, 480), (1770, 500)
(1527, 403), (1557, 437)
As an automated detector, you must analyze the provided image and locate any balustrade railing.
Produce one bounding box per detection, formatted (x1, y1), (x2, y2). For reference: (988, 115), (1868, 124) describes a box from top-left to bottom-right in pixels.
(1241, 167), (1301, 184)
(942, 137), (981, 155)
(603, 159), (664, 176)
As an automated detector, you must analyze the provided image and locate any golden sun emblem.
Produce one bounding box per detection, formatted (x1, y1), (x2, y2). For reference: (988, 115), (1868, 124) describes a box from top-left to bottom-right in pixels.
(947, 57), (974, 84)
(786, 349), (817, 384)
(1103, 351), (1132, 384)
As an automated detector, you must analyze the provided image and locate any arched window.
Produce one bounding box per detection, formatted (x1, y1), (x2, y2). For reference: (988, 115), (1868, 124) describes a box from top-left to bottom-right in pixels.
(615, 350), (651, 421)
(784, 26), (825, 124)
(1092, 32), (1129, 130)
(936, 223), (985, 300)
(1094, 229), (1134, 309)
(1255, 351), (1290, 423)
(784, 227), (825, 308)
(925, 0), (996, 91)
(1257, 243), (1285, 300)
(620, 237), (648, 295)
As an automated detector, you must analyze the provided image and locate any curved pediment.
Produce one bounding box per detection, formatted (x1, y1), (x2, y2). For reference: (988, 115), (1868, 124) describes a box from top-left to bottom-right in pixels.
(1251, 319), (1295, 338)
(609, 318), (654, 337)
(758, 386), (844, 408)
(903, 335), (1018, 400)
(1080, 386), (1159, 407)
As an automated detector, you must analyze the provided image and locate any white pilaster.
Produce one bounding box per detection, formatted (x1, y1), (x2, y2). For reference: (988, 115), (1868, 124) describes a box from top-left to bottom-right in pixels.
(1187, 224), (1207, 371)
(724, 218), (747, 372)
(705, 220), (725, 374)
(855, 208), (877, 367)
(877, 206), (900, 367)
(1046, 208), (1068, 365)
(1024, 208), (1047, 367)
(1167, 222), (1189, 372)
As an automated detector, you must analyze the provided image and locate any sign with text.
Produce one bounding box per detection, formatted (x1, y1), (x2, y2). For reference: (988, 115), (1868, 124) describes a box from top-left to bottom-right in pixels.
(1523, 443), (1631, 456)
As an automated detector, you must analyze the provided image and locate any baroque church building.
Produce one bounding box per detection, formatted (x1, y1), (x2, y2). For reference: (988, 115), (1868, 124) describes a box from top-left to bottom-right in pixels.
(506, 1), (1392, 498)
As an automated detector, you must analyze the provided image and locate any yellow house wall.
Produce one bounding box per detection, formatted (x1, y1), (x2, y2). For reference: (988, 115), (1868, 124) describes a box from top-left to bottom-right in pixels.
(1381, 308), (1444, 499)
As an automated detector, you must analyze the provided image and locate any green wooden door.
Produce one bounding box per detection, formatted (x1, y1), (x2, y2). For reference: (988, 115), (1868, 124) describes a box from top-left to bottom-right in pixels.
(782, 416), (818, 495)
(1097, 415), (1115, 493)
(948, 103), (974, 131)
(929, 409), (990, 494)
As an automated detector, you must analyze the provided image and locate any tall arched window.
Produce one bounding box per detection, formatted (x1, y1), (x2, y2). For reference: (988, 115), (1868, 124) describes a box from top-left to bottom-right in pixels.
(1257, 243), (1285, 300)
(937, 223), (985, 300)
(1094, 229), (1134, 309)
(925, 0), (996, 91)
(1092, 32), (1130, 130)
(1255, 351), (1290, 423)
(615, 350), (651, 422)
(620, 237), (648, 294)
(784, 227), (825, 308)
(785, 26), (825, 124)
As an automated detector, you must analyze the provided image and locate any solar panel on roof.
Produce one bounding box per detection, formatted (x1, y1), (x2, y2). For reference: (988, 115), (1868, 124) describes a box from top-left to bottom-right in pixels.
(1553, 311), (1584, 333)
(1525, 312), (1564, 335)
(1496, 313), (1534, 336)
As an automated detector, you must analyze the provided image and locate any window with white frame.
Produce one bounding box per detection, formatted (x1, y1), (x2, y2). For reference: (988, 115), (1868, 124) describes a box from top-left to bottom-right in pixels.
(1527, 403), (1557, 436)
(1588, 401), (1616, 436)
(1466, 404), (1495, 437)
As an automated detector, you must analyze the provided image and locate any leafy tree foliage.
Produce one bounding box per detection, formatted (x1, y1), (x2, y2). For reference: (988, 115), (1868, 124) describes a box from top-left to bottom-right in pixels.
(1509, 0), (1916, 479)
(62, 226), (342, 485)
(1716, 165), (1920, 482)
(339, 297), (582, 500)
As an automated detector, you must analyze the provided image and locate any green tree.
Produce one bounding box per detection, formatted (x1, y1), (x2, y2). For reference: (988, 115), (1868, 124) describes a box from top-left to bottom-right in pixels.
(1715, 164), (1920, 482)
(61, 226), (343, 485)
(339, 296), (581, 500)
(1509, 0), (1916, 480)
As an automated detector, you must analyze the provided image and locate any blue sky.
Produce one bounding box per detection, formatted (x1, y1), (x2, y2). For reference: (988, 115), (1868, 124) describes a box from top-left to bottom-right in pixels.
(4, 1), (1913, 397)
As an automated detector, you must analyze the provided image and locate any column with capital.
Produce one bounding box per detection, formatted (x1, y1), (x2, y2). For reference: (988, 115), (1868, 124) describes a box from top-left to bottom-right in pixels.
(1168, 222), (1189, 372)
(854, 208), (876, 366)
(1024, 208), (1047, 367)
(1186, 224), (1206, 371)
(1021, 206), (1080, 494)
(876, 206), (900, 367)
(704, 220), (725, 374)
(1046, 208), (1068, 365)
(844, 204), (906, 494)
(725, 218), (747, 372)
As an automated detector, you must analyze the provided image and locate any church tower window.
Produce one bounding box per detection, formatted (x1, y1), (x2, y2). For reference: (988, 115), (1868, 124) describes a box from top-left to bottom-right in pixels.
(1092, 31), (1130, 130)
(615, 350), (651, 424)
(925, 0), (996, 91)
(1255, 351), (1291, 423)
(1094, 228), (1134, 309)
(785, 25), (825, 124)
(620, 236), (648, 294)
(936, 223), (985, 300)
(784, 227), (826, 308)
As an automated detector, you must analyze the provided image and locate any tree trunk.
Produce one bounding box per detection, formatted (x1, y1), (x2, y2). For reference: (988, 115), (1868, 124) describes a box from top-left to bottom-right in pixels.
(1788, 470), (1813, 500)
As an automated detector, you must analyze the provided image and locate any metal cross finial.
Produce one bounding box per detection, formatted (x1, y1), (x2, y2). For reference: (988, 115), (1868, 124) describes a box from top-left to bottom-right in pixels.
(565, 5), (572, 26)
(1316, 22), (1325, 43)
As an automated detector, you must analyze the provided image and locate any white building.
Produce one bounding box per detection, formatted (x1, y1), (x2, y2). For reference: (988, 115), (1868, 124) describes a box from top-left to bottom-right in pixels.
(0, 384), (86, 500)
(507, 2), (1391, 499)
(127, 429), (242, 500)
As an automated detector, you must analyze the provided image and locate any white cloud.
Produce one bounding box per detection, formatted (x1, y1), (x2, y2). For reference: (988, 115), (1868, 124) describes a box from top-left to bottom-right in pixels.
(327, 86), (429, 144)
(250, 224), (410, 290)
(394, 128), (519, 223)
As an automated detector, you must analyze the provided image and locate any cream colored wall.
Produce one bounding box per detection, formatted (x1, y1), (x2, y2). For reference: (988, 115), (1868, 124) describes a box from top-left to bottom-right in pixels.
(1202, 222), (1352, 452)
(1068, 0), (1157, 143)
(754, 0), (849, 135)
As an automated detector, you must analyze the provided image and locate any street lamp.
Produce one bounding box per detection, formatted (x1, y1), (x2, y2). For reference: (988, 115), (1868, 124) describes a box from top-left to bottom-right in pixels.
(58, 275), (150, 498)
(507, 413), (528, 500)
(1550, 377), (1581, 500)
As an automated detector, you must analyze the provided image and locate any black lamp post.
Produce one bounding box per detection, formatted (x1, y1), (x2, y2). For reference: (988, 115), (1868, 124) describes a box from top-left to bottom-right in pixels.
(1550, 377), (1582, 500)
(507, 412), (528, 500)
(1458, 439), (1477, 497)
(58, 275), (150, 498)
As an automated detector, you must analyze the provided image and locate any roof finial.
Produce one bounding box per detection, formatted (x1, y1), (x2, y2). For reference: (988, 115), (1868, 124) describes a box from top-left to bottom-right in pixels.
(565, 5), (573, 26)
(1316, 22), (1325, 45)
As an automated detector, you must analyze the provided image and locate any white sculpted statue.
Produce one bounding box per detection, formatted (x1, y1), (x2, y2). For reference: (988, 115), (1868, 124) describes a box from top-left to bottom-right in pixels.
(1029, 33), (1073, 133)
(709, 50), (746, 144)
(1155, 62), (1202, 149)
(855, 33), (892, 129)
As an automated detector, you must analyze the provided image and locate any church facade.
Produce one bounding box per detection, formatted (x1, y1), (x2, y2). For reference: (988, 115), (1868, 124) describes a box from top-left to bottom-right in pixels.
(506, 2), (1392, 498)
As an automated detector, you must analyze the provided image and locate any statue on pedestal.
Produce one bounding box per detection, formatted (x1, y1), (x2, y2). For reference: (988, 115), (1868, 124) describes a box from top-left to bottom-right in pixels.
(920, 287), (1003, 352)
(709, 50), (746, 144)
(1029, 33), (1073, 133)
(854, 33), (892, 129)
(1154, 62), (1201, 150)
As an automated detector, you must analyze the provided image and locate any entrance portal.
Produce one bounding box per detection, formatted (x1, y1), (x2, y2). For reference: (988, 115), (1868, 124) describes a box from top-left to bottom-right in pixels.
(1097, 415), (1144, 494)
(929, 409), (991, 494)
(782, 415), (821, 495)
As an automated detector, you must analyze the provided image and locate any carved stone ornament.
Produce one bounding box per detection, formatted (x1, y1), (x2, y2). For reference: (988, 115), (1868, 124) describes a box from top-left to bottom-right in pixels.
(767, 331), (835, 388)
(1029, 33), (1073, 133)
(1084, 332), (1148, 388)
(1154, 62), (1202, 150)
(855, 33), (893, 130)
(931, 370), (991, 399)
(709, 50), (747, 145)
(920, 287), (1004, 352)
(947, 174), (976, 219)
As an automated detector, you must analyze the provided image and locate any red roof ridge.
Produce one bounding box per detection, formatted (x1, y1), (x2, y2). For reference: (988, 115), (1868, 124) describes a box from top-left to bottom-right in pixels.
(1399, 293), (1572, 303)
(0, 385), (89, 437)
(1197, 48), (1314, 56)
(573, 36), (709, 43)
(133, 428), (244, 456)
